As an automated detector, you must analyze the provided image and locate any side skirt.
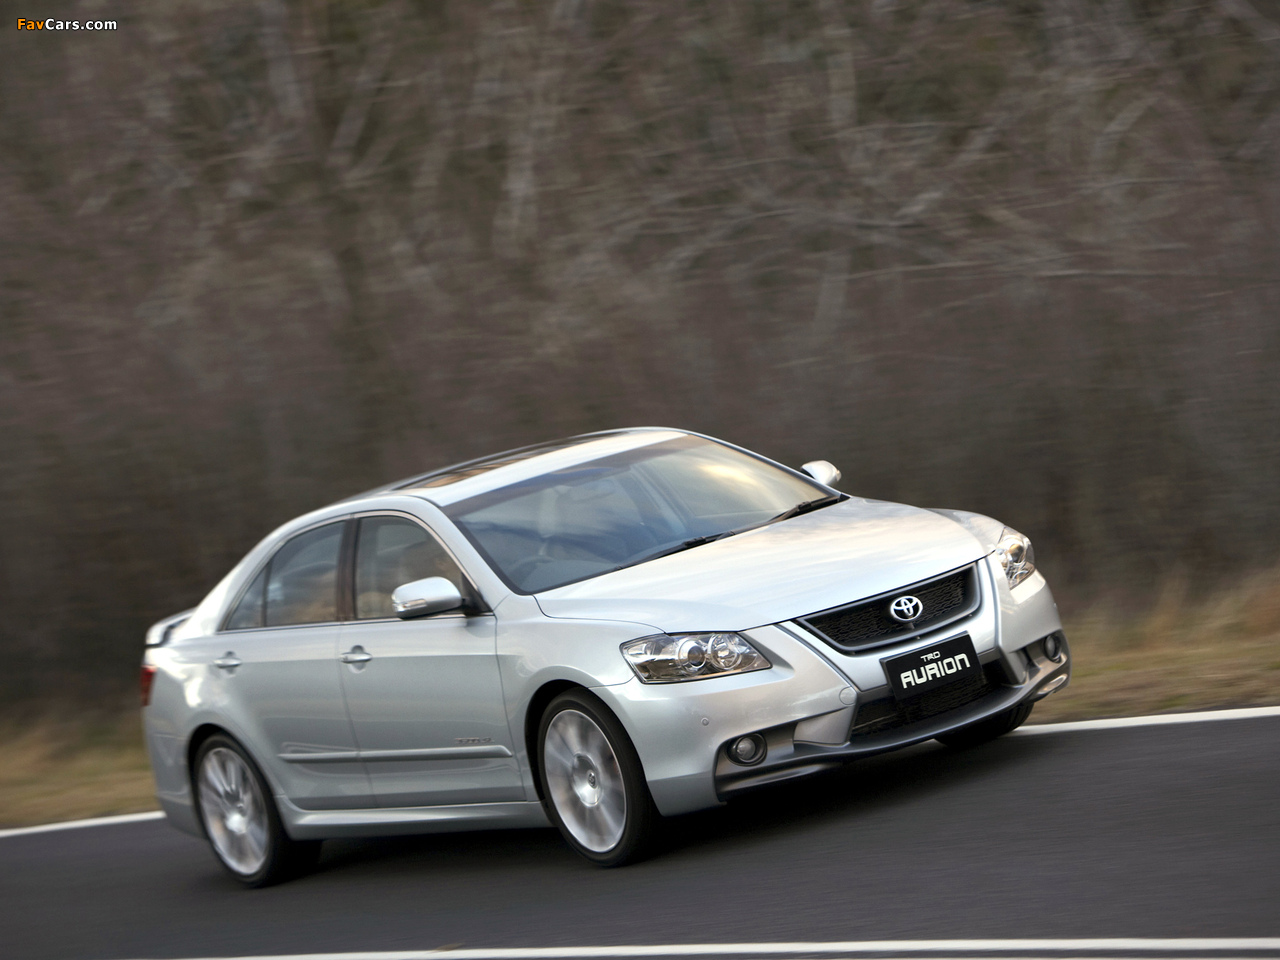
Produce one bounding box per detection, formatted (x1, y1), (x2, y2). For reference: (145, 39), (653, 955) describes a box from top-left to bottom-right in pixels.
(277, 798), (551, 840)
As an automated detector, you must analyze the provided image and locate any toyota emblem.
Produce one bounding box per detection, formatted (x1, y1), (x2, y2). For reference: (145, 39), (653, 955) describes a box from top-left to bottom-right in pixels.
(889, 595), (924, 622)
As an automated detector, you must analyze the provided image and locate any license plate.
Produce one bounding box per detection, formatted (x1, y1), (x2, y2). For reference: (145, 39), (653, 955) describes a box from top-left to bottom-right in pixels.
(882, 634), (980, 700)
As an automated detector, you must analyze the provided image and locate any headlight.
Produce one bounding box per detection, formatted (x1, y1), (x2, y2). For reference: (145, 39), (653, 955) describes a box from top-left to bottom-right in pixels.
(621, 633), (771, 683)
(994, 527), (1036, 588)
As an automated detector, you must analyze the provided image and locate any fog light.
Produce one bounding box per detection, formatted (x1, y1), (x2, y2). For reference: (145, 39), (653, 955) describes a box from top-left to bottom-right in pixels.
(1044, 633), (1063, 662)
(729, 734), (766, 766)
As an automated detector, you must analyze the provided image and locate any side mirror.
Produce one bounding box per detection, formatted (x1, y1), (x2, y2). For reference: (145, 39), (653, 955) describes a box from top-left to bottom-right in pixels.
(391, 577), (465, 619)
(801, 460), (842, 487)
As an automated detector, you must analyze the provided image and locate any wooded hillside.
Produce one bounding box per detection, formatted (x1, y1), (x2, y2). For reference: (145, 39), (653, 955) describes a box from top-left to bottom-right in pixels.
(3, 0), (1278, 700)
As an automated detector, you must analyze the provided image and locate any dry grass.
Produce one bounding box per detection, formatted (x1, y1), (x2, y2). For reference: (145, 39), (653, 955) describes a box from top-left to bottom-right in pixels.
(2, 569), (1278, 827)
(1033, 567), (1280, 723)
(0, 711), (157, 829)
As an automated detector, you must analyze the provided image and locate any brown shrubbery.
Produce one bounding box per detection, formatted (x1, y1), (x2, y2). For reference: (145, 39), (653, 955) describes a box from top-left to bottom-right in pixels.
(2, 0), (1278, 701)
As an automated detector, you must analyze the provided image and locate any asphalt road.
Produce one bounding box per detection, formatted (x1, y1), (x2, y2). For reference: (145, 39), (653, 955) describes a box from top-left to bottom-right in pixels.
(2, 716), (1277, 960)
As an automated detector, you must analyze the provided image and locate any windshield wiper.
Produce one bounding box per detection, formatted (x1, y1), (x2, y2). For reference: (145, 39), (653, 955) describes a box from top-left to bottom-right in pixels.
(765, 493), (847, 526)
(628, 495), (847, 568)
(628, 531), (737, 566)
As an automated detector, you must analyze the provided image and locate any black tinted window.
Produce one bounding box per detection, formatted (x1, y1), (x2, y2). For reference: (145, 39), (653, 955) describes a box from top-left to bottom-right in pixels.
(355, 517), (464, 619)
(265, 522), (345, 626)
(225, 567), (266, 630)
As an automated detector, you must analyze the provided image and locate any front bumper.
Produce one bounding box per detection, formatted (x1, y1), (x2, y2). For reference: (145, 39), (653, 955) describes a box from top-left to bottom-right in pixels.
(714, 631), (1069, 798)
(599, 556), (1068, 816)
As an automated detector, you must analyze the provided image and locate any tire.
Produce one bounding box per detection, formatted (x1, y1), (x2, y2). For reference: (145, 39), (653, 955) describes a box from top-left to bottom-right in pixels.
(193, 734), (321, 887)
(537, 690), (659, 867)
(936, 700), (1034, 749)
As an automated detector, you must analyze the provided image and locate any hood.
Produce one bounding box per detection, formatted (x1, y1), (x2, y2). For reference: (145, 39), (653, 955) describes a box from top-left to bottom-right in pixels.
(535, 498), (987, 633)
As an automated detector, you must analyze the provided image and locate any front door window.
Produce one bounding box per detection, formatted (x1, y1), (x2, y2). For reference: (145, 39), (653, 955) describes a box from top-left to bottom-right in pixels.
(354, 516), (466, 619)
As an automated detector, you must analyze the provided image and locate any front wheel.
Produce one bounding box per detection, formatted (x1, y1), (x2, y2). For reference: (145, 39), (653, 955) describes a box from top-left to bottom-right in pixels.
(538, 690), (658, 866)
(193, 734), (320, 887)
(936, 700), (1034, 749)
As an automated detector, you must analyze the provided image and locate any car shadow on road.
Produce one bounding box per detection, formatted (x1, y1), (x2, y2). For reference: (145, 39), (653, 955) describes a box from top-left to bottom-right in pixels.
(662, 733), (1060, 856)
(304, 732), (1064, 880)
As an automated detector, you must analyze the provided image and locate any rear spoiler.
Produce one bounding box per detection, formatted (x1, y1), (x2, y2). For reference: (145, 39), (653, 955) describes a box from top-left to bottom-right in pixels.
(145, 608), (196, 648)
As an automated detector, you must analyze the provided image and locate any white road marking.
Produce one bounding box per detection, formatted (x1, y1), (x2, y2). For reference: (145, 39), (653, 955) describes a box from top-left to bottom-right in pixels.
(112, 939), (1280, 960)
(4, 706), (1278, 841)
(0, 810), (164, 839)
(1016, 704), (1280, 735)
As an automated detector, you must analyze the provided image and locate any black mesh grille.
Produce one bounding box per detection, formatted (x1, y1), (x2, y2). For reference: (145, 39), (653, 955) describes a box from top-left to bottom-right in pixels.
(849, 661), (1006, 738)
(799, 565), (977, 652)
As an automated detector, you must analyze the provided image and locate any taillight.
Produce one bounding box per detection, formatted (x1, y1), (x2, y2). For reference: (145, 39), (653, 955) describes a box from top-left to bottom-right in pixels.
(140, 665), (157, 707)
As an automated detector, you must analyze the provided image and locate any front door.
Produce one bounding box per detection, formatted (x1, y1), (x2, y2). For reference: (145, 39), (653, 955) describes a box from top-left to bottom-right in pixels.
(338, 514), (523, 807)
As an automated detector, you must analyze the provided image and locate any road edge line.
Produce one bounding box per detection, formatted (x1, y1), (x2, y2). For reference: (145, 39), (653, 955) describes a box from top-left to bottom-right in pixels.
(111, 937), (1280, 960)
(1015, 704), (1280, 735)
(0, 809), (164, 839)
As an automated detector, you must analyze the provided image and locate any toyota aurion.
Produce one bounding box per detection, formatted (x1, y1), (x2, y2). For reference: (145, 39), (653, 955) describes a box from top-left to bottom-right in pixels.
(141, 428), (1070, 883)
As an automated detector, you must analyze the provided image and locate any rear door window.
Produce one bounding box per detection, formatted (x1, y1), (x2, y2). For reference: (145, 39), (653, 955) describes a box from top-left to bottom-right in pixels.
(264, 522), (346, 626)
(225, 567), (267, 630)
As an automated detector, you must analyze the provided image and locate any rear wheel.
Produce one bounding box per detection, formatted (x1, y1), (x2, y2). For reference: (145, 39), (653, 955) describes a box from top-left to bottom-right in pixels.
(538, 690), (658, 866)
(936, 700), (1034, 749)
(193, 734), (320, 887)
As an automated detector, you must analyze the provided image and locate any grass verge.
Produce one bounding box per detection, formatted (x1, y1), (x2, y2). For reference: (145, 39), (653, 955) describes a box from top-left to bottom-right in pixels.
(2, 569), (1277, 827)
(0, 711), (157, 829)
(1034, 567), (1280, 722)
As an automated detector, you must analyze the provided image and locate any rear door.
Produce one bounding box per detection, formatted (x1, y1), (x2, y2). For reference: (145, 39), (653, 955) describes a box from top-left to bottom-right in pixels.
(337, 513), (523, 807)
(199, 519), (374, 810)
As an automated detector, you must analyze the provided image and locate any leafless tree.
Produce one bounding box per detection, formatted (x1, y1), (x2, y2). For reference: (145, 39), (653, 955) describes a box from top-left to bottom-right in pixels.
(2, 0), (1278, 699)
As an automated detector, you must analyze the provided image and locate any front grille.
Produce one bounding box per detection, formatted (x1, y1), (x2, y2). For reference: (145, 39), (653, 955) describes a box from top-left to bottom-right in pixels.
(849, 661), (1006, 738)
(798, 564), (978, 653)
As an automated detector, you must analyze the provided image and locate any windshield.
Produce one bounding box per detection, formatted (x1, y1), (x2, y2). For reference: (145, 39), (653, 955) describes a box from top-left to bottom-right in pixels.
(443, 435), (831, 593)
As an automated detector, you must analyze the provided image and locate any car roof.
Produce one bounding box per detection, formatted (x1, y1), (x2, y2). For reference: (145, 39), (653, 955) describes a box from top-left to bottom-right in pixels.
(339, 427), (692, 508)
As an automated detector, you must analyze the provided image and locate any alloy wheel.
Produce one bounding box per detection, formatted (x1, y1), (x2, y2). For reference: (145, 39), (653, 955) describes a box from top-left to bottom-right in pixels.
(542, 708), (627, 853)
(197, 746), (270, 876)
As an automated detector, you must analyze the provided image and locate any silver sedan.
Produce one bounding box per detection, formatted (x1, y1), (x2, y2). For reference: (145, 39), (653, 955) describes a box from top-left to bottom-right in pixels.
(142, 428), (1070, 884)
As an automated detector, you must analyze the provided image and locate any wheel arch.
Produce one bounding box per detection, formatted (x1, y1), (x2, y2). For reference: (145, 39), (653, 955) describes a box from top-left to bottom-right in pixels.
(187, 722), (275, 801)
(524, 680), (583, 802)
(186, 722), (233, 778)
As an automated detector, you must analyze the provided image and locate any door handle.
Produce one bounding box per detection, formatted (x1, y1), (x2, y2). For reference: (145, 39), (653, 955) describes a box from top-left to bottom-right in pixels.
(213, 653), (242, 670)
(340, 646), (373, 665)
